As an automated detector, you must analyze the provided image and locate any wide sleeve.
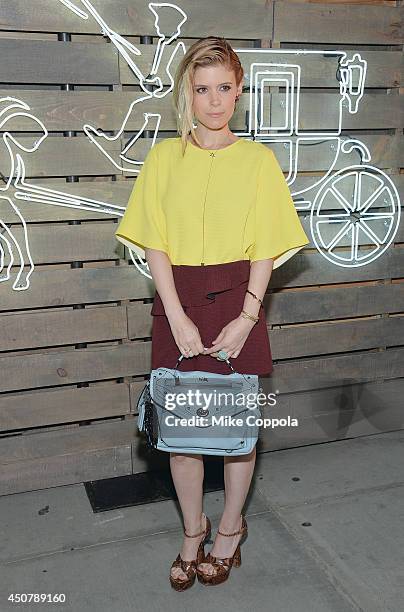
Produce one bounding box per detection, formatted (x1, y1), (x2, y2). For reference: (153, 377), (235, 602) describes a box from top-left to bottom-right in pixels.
(114, 144), (168, 256)
(246, 148), (310, 268)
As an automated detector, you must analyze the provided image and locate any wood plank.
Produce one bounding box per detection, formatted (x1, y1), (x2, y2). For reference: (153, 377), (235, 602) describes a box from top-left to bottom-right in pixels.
(0, 38), (119, 84)
(273, 91), (402, 130)
(0, 90), (144, 132)
(0, 0), (273, 38)
(0, 446), (132, 495)
(0, 305), (128, 351)
(299, 206), (403, 270)
(261, 347), (404, 394)
(0, 137), (123, 177)
(126, 302), (154, 340)
(0, 383), (131, 431)
(291, 174), (404, 203)
(268, 249), (404, 288)
(0, 421), (134, 495)
(266, 283), (404, 324)
(5, 223), (121, 265)
(0, 417), (133, 462)
(0, 266), (156, 312)
(275, 3), (403, 44)
(4, 182), (133, 222)
(258, 377), (404, 451)
(270, 316), (404, 359)
(0, 90), (155, 132)
(259, 134), (403, 172)
(0, 342), (152, 393)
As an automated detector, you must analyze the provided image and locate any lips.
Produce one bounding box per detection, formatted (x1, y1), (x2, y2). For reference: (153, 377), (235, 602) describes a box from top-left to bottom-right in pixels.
(208, 112), (224, 117)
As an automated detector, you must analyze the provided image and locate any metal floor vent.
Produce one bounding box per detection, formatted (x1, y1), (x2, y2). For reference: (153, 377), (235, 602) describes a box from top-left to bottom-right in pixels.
(85, 457), (225, 513)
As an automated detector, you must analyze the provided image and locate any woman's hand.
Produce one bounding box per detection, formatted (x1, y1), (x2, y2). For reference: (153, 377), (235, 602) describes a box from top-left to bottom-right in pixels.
(202, 315), (256, 359)
(167, 311), (206, 358)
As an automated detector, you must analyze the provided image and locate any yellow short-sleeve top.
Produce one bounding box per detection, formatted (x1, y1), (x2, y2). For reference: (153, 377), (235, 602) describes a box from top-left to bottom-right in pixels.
(115, 137), (309, 269)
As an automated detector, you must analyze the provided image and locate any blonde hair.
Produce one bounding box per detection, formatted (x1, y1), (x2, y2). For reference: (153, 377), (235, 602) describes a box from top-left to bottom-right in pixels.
(172, 37), (244, 156)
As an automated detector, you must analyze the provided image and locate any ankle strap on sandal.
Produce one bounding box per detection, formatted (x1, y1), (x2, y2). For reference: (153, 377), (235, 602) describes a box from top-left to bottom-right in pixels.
(184, 513), (207, 538)
(217, 515), (245, 537)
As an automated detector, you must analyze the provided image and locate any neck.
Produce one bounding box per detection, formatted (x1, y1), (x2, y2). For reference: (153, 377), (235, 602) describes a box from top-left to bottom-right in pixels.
(188, 127), (235, 149)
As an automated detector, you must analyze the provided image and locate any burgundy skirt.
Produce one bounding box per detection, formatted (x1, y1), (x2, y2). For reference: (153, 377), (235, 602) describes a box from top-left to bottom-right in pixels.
(150, 260), (273, 376)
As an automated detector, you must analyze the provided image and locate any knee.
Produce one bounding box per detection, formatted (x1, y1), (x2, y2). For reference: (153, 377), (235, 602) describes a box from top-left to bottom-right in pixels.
(170, 452), (202, 464)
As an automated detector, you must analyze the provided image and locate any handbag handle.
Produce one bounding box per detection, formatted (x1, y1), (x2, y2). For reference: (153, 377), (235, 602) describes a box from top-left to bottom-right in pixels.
(174, 351), (236, 374)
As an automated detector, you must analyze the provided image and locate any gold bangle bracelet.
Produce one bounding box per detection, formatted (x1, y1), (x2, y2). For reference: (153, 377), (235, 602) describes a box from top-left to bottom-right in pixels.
(246, 289), (263, 306)
(241, 311), (259, 323)
(240, 309), (259, 324)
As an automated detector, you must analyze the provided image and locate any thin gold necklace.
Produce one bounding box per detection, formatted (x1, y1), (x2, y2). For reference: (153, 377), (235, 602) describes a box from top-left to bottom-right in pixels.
(188, 134), (236, 150)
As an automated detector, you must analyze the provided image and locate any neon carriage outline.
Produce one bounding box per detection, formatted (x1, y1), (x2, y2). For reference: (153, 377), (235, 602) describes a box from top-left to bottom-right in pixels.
(1, 1), (188, 289)
(242, 53), (400, 269)
(0, 1), (400, 291)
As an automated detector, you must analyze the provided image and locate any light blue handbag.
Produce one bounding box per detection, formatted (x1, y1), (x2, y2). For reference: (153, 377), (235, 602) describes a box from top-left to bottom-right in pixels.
(137, 353), (262, 456)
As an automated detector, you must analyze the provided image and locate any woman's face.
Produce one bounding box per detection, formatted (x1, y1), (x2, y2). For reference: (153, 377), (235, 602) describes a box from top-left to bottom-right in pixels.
(192, 64), (242, 132)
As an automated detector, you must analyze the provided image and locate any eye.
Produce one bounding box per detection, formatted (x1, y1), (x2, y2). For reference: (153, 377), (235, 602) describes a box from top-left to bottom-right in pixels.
(195, 85), (232, 94)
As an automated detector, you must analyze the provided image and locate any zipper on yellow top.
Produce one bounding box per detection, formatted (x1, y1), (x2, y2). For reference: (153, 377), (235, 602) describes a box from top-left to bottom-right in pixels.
(201, 151), (216, 265)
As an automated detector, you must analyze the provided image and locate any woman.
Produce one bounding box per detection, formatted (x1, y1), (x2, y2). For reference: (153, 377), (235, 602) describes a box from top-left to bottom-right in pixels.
(115, 37), (309, 590)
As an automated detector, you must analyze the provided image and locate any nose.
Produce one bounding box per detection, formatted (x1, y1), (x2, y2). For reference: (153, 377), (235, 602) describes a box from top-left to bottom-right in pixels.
(209, 92), (221, 106)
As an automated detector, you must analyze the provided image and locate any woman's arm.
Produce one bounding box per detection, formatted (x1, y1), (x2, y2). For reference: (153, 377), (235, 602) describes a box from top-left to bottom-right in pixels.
(200, 259), (274, 359)
(241, 259), (274, 318)
(145, 248), (206, 358)
(144, 248), (184, 323)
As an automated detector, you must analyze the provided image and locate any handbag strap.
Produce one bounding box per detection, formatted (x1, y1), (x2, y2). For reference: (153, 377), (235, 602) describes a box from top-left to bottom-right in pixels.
(174, 352), (236, 374)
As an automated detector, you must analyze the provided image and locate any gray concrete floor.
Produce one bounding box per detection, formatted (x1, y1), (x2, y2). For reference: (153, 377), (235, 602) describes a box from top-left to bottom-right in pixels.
(1, 430), (403, 612)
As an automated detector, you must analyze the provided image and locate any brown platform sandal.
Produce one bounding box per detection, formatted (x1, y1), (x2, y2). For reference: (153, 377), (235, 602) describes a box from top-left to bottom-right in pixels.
(169, 513), (211, 592)
(196, 515), (248, 586)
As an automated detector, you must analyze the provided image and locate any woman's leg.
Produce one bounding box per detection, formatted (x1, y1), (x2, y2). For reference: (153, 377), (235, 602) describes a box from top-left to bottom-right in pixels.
(197, 445), (256, 576)
(169, 452), (206, 581)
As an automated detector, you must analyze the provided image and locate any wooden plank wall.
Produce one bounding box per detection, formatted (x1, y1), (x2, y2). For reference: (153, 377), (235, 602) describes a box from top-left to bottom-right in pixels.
(0, 0), (402, 494)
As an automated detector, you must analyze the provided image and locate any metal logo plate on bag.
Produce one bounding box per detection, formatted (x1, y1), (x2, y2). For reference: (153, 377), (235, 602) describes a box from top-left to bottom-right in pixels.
(197, 407), (210, 416)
